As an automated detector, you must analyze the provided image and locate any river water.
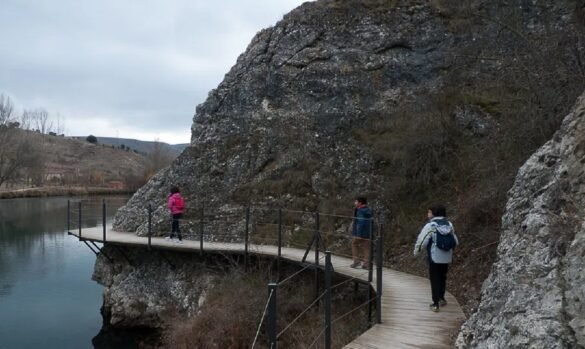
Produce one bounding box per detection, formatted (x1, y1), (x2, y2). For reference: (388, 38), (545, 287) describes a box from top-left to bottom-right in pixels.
(0, 196), (128, 349)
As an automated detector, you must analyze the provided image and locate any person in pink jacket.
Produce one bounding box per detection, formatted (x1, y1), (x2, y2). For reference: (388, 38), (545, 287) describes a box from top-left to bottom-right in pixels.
(166, 185), (185, 243)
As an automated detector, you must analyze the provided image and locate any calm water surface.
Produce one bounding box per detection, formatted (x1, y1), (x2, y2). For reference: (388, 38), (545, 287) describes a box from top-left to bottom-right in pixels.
(0, 196), (128, 349)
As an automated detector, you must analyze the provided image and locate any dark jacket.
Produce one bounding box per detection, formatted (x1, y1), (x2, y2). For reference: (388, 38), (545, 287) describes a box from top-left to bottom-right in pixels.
(352, 206), (373, 239)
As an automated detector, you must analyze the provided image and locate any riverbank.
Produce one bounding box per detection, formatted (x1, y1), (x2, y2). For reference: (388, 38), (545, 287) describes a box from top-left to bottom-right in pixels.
(0, 186), (135, 199)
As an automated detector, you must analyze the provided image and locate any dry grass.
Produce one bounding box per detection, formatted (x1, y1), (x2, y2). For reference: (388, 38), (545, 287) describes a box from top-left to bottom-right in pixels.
(166, 261), (370, 349)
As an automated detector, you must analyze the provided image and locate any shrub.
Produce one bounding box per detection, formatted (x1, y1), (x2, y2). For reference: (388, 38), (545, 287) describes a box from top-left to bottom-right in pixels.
(86, 134), (98, 144)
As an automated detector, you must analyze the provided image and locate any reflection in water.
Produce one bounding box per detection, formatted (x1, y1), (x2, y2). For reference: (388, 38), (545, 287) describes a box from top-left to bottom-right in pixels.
(0, 283), (13, 296)
(0, 196), (129, 349)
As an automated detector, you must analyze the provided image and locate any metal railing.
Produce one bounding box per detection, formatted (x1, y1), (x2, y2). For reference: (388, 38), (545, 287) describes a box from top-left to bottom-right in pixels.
(66, 199), (386, 348)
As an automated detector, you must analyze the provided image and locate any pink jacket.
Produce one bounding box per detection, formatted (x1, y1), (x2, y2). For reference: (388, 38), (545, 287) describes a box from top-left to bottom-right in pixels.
(167, 193), (185, 215)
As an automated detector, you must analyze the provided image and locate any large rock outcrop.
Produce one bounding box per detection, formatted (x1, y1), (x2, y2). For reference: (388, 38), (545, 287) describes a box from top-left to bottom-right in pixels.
(112, 0), (585, 318)
(113, 0), (450, 234)
(93, 246), (215, 329)
(114, 0), (584, 232)
(456, 93), (585, 348)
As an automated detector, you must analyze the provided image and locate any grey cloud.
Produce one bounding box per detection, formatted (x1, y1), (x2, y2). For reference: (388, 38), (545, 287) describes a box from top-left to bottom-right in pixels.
(0, 0), (310, 143)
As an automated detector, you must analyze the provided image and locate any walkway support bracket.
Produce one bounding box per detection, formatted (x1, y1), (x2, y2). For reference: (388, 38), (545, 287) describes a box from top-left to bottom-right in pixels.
(81, 240), (114, 263)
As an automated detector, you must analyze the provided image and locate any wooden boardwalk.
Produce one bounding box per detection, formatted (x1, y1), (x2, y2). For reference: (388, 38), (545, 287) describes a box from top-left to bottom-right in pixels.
(75, 227), (465, 348)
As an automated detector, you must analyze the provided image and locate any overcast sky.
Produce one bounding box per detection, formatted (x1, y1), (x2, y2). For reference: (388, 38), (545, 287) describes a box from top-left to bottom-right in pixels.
(0, 0), (310, 144)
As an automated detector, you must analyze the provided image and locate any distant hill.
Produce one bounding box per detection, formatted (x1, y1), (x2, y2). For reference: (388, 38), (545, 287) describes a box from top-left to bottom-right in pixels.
(71, 136), (188, 156)
(33, 132), (148, 190)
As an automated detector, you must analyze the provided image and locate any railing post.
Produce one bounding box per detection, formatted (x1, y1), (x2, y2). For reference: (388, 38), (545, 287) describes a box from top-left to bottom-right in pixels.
(245, 207), (250, 272)
(367, 285), (373, 327)
(102, 199), (106, 242)
(367, 214), (374, 326)
(199, 205), (204, 256)
(67, 199), (71, 233)
(147, 204), (152, 250)
(314, 211), (320, 303)
(376, 223), (384, 324)
(267, 283), (278, 349)
(325, 251), (332, 349)
(368, 213), (374, 283)
(278, 208), (282, 281)
(78, 201), (82, 239)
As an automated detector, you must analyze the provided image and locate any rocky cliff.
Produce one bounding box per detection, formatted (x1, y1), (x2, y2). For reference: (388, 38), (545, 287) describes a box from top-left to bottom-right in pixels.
(113, 0), (585, 315)
(92, 246), (215, 329)
(457, 93), (585, 348)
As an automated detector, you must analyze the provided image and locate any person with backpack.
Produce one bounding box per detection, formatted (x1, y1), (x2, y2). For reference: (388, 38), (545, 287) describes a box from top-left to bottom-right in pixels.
(413, 204), (458, 312)
(166, 185), (185, 244)
(350, 196), (373, 269)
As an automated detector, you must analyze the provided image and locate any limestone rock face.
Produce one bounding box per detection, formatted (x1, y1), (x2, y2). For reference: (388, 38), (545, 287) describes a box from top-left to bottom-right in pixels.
(109, 0), (585, 338)
(113, 0), (584, 239)
(93, 246), (216, 329)
(456, 94), (585, 348)
(112, 0), (455, 234)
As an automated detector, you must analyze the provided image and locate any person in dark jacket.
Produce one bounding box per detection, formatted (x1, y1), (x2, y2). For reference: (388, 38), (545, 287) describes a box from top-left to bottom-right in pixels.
(414, 204), (459, 312)
(350, 196), (373, 269)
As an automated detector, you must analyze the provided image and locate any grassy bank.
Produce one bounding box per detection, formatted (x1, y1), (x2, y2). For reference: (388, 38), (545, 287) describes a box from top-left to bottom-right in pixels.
(0, 186), (135, 199)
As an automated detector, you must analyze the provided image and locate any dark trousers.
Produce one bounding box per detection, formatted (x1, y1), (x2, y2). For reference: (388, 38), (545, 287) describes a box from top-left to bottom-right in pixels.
(170, 213), (182, 240)
(429, 262), (449, 304)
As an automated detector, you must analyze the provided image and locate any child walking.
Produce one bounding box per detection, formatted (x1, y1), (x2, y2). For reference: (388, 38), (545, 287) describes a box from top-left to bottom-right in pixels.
(166, 185), (185, 244)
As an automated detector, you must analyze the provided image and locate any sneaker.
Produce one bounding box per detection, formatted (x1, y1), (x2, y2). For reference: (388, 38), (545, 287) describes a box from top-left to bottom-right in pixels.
(430, 303), (439, 312)
(165, 236), (173, 241)
(439, 299), (447, 307)
(361, 263), (370, 270)
(350, 261), (361, 269)
(175, 240), (183, 244)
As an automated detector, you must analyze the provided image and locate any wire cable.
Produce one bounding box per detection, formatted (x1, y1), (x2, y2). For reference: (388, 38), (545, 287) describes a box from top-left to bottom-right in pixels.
(251, 289), (274, 349)
(277, 290), (327, 339)
(278, 263), (315, 285)
(331, 298), (376, 325)
(306, 328), (326, 349)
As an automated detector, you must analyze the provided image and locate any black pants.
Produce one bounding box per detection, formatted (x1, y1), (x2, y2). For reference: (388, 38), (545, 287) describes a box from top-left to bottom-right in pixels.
(429, 262), (449, 304)
(170, 213), (182, 240)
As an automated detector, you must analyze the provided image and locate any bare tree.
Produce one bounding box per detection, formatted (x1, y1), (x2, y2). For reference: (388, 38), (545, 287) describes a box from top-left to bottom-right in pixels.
(53, 112), (65, 135)
(0, 94), (43, 187)
(25, 108), (53, 134)
(0, 94), (14, 125)
(144, 139), (175, 180)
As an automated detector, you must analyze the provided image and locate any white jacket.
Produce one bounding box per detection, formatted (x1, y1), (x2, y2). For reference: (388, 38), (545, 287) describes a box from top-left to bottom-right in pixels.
(413, 217), (458, 264)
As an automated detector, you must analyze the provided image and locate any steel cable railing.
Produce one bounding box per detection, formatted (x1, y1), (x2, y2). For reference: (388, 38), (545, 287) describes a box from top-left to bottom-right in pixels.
(67, 200), (386, 349)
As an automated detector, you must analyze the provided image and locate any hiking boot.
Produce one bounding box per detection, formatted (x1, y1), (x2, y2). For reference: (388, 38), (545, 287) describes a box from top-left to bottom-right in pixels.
(350, 261), (361, 269)
(430, 303), (439, 312)
(439, 299), (447, 307)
